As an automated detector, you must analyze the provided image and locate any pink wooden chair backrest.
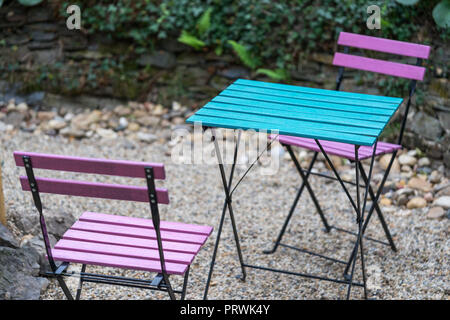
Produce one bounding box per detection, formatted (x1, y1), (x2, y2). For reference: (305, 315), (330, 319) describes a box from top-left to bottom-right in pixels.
(14, 151), (169, 204)
(333, 32), (431, 81)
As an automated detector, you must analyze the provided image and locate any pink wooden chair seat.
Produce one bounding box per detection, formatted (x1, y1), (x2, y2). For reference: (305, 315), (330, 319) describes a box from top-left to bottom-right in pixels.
(274, 135), (402, 161)
(15, 151), (213, 299)
(52, 212), (213, 275)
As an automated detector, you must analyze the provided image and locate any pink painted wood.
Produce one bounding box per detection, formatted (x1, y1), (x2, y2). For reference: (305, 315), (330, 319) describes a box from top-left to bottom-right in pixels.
(51, 249), (188, 275)
(63, 229), (202, 254)
(333, 52), (426, 81)
(16, 152), (214, 276)
(274, 135), (401, 161)
(20, 176), (170, 204)
(51, 211), (213, 274)
(14, 151), (165, 180)
(80, 211), (213, 236)
(54, 239), (195, 264)
(70, 220), (209, 245)
(338, 32), (431, 59)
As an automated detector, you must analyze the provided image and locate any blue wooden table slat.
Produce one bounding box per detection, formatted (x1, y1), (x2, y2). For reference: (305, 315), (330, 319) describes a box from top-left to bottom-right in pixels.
(212, 96), (391, 123)
(187, 114), (377, 145)
(220, 90), (396, 116)
(228, 84), (399, 110)
(234, 79), (403, 104)
(200, 103), (382, 135)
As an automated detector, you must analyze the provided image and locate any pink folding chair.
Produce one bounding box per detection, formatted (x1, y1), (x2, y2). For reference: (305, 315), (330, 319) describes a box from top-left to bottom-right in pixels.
(265, 32), (430, 278)
(14, 151), (213, 300)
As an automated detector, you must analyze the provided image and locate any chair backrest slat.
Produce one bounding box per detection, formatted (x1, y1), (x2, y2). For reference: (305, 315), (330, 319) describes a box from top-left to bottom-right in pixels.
(333, 32), (430, 81)
(333, 53), (426, 81)
(19, 176), (170, 204)
(14, 151), (165, 180)
(337, 32), (430, 59)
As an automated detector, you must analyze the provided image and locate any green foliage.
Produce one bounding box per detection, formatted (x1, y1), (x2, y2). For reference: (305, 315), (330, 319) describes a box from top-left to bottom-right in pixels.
(432, 0), (450, 28)
(227, 40), (260, 69)
(197, 7), (213, 35)
(396, 0), (450, 28)
(178, 30), (206, 50)
(256, 68), (288, 81)
(56, 0), (447, 71)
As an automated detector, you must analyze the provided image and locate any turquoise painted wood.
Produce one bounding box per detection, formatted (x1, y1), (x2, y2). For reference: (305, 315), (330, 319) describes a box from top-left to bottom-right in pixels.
(185, 79), (404, 146)
(212, 96), (390, 123)
(205, 101), (386, 129)
(219, 90), (395, 116)
(226, 83), (399, 109)
(234, 79), (403, 104)
(197, 105), (382, 136)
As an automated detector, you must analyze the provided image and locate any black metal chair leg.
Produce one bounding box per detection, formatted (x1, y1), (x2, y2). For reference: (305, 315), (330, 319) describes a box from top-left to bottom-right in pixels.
(180, 266), (190, 300)
(359, 163), (397, 251)
(343, 162), (398, 277)
(56, 276), (74, 300)
(75, 264), (86, 300)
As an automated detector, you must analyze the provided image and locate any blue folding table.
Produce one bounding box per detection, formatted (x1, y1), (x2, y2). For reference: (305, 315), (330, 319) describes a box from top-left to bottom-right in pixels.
(186, 78), (403, 299)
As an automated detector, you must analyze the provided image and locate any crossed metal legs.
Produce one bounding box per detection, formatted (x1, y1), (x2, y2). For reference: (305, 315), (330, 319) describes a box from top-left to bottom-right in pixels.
(266, 143), (397, 277)
(203, 129), (371, 299)
(203, 129), (247, 299)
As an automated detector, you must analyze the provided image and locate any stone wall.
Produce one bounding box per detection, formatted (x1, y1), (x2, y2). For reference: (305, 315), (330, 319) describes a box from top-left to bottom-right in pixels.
(0, 1), (448, 166)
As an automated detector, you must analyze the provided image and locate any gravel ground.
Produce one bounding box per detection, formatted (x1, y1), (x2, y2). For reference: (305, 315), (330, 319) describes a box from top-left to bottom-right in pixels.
(1, 129), (448, 300)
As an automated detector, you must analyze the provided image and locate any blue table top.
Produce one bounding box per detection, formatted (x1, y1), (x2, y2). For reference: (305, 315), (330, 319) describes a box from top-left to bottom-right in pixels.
(186, 79), (403, 146)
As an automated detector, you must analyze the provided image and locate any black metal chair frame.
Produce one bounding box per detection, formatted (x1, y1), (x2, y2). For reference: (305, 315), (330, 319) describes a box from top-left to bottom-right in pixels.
(265, 51), (423, 279)
(21, 156), (190, 300)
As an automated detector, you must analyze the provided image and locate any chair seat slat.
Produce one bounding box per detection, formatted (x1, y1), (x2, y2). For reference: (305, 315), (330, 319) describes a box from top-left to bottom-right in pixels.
(333, 53), (426, 81)
(71, 220), (209, 245)
(63, 229), (202, 254)
(51, 249), (188, 275)
(276, 136), (401, 160)
(80, 212), (213, 236)
(54, 239), (195, 265)
(338, 32), (431, 59)
(14, 152), (165, 180)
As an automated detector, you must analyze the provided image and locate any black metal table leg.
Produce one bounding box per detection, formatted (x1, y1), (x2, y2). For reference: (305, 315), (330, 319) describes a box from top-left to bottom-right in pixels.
(203, 129), (246, 299)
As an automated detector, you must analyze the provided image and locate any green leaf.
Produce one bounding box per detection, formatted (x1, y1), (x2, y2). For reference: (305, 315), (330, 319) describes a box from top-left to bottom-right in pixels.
(227, 40), (260, 69)
(197, 7), (213, 35)
(433, 0), (450, 28)
(214, 45), (223, 56)
(0, 0), (3, 8)
(178, 30), (205, 50)
(18, 0), (43, 6)
(256, 68), (288, 81)
(395, 0), (419, 5)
